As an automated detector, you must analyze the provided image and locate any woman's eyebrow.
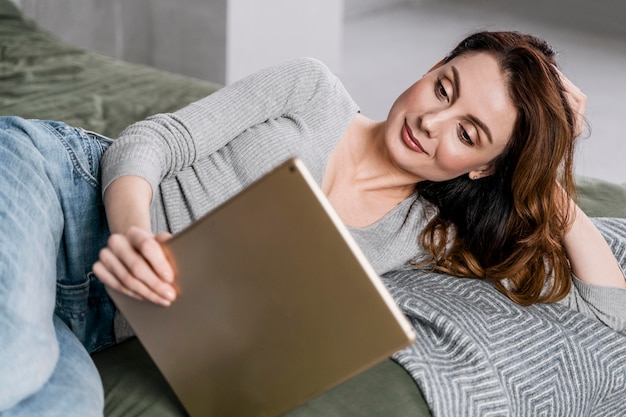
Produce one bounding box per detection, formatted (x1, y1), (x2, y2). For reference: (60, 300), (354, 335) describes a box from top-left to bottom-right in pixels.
(451, 66), (460, 102)
(452, 65), (494, 144)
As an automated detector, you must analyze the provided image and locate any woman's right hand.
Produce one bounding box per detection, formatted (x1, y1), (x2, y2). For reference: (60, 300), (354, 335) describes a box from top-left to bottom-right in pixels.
(93, 226), (177, 306)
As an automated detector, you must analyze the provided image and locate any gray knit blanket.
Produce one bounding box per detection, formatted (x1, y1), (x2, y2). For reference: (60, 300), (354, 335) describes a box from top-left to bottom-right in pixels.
(383, 218), (626, 416)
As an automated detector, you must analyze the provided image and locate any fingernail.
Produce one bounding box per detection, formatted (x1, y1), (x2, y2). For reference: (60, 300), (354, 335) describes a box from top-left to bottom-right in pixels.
(164, 288), (176, 301)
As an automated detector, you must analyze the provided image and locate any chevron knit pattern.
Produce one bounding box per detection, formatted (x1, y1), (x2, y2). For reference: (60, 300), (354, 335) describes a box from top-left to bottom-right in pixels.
(384, 217), (626, 416)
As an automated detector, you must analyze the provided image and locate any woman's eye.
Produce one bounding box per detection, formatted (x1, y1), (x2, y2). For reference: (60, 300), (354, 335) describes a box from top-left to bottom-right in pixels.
(458, 125), (474, 146)
(436, 80), (448, 100)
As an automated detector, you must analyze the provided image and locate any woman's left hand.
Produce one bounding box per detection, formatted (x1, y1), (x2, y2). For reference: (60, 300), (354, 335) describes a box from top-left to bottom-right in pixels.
(555, 67), (587, 137)
(94, 227), (177, 306)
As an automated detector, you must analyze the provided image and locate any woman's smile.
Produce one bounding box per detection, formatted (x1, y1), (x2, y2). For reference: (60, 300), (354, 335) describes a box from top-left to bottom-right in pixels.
(402, 119), (428, 155)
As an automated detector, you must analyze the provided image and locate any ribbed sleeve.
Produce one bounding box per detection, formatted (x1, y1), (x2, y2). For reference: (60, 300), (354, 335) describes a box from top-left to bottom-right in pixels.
(101, 57), (359, 233)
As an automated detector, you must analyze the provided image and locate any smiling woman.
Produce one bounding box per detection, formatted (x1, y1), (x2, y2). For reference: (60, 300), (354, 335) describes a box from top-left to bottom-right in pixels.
(96, 30), (624, 324)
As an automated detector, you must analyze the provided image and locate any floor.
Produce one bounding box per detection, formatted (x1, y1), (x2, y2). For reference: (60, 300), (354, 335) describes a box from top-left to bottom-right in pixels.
(341, 1), (626, 184)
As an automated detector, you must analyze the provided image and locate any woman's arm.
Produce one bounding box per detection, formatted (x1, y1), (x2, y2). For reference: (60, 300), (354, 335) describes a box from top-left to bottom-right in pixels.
(100, 57), (346, 203)
(564, 203), (626, 288)
(556, 68), (625, 288)
(104, 175), (152, 233)
(553, 68), (626, 333)
(93, 175), (177, 306)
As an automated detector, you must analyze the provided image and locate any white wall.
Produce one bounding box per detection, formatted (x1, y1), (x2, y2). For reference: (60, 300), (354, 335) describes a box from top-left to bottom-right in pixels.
(226, 0), (343, 84)
(344, 0), (412, 17)
(441, 0), (625, 39)
(148, 0), (228, 84)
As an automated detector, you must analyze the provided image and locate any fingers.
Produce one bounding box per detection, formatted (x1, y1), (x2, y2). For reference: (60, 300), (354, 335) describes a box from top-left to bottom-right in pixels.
(155, 232), (173, 243)
(554, 67), (587, 137)
(127, 228), (175, 283)
(93, 226), (177, 306)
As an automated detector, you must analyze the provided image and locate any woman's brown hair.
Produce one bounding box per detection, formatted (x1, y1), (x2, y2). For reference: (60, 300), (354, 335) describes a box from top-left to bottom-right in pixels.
(416, 31), (578, 305)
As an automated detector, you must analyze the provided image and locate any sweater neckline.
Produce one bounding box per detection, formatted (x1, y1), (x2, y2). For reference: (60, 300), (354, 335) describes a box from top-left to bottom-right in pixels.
(347, 192), (420, 233)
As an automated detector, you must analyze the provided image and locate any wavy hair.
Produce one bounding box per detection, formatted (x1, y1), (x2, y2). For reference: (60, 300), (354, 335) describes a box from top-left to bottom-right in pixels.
(416, 31), (578, 305)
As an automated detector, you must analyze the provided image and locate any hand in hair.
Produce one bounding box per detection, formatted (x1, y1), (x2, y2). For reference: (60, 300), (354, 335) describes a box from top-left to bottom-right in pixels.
(555, 67), (587, 137)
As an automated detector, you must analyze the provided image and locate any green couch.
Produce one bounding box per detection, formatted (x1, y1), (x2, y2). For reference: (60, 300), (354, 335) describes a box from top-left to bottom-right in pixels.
(1, 1), (624, 416)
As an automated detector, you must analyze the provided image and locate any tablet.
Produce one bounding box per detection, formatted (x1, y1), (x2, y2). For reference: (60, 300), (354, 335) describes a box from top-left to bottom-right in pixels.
(107, 157), (416, 417)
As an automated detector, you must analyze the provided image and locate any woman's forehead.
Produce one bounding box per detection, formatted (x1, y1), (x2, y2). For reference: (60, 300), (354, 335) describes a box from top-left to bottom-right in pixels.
(439, 52), (500, 74)
(442, 53), (517, 147)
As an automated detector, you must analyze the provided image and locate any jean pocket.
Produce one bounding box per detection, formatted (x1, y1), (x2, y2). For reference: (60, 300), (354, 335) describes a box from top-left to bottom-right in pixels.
(76, 127), (113, 183)
(79, 128), (113, 148)
(55, 273), (116, 353)
(56, 276), (90, 322)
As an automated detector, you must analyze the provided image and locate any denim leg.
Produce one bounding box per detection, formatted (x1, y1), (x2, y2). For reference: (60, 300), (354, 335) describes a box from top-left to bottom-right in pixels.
(3, 316), (104, 417)
(41, 120), (116, 353)
(0, 117), (113, 412)
(0, 118), (63, 410)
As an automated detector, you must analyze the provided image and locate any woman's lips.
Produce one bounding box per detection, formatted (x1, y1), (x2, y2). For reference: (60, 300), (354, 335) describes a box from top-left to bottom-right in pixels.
(402, 120), (428, 155)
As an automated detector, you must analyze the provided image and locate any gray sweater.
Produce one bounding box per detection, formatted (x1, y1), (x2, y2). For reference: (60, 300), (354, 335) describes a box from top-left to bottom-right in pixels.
(101, 57), (625, 333)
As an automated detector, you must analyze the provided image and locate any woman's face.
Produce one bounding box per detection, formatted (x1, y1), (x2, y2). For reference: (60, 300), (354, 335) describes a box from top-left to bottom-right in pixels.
(384, 52), (517, 183)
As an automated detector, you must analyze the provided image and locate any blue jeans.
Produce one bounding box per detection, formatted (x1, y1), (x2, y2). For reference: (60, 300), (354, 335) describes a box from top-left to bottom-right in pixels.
(0, 117), (116, 415)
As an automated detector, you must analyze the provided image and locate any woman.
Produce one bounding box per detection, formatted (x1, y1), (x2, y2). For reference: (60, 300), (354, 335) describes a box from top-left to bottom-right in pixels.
(95, 31), (624, 315)
(1, 31), (624, 415)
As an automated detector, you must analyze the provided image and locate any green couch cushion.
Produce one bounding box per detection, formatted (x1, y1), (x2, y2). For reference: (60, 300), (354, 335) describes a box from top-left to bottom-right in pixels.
(284, 357), (430, 417)
(0, 0), (21, 18)
(576, 176), (626, 218)
(93, 337), (431, 417)
(91, 338), (188, 417)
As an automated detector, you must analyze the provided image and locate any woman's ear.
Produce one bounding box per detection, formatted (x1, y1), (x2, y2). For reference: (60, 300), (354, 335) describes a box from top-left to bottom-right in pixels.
(469, 165), (495, 180)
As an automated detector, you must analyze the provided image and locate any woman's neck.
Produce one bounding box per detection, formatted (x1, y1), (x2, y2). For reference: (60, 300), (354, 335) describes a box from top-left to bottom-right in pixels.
(322, 113), (418, 228)
(337, 114), (417, 196)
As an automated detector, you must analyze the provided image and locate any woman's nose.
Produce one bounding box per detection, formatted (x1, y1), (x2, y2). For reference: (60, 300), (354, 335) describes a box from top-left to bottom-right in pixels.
(417, 111), (442, 138)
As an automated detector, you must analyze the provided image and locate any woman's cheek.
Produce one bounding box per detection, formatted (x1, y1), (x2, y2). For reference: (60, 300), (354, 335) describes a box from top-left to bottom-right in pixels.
(435, 143), (469, 174)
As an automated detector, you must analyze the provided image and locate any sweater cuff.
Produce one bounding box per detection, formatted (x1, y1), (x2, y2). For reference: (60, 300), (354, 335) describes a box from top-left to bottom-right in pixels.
(570, 274), (626, 333)
(100, 142), (163, 204)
